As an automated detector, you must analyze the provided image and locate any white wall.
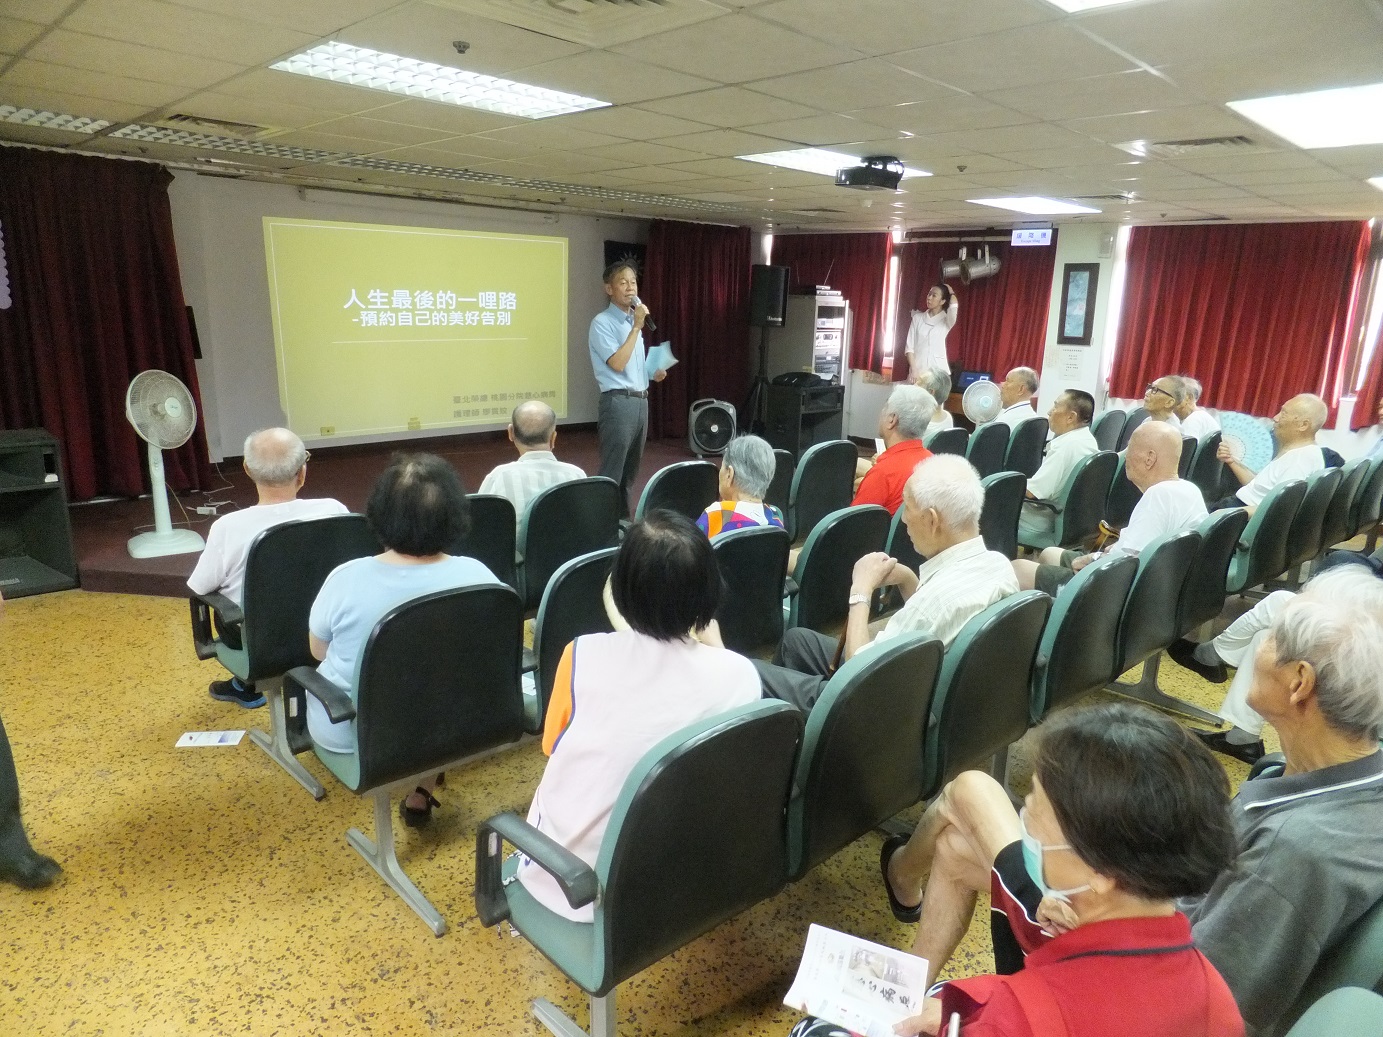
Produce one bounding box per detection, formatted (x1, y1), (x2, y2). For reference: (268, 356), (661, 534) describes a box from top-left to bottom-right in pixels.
(1036, 223), (1120, 414)
(166, 171), (646, 461)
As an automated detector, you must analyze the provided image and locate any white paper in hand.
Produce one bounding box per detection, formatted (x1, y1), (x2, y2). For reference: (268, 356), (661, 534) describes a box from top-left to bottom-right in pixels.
(646, 341), (678, 375)
(784, 924), (930, 1037)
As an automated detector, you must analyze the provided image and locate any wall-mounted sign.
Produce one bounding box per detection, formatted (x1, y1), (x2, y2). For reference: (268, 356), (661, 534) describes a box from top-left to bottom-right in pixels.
(1010, 228), (1052, 246)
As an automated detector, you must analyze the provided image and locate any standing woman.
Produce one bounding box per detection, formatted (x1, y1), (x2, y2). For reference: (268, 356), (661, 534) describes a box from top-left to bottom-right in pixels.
(905, 283), (958, 375)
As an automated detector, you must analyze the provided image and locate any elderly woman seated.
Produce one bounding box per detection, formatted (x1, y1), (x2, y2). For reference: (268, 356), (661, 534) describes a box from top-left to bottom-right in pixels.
(697, 434), (784, 539)
(914, 366), (954, 435)
(307, 453), (497, 827)
(516, 510), (762, 921)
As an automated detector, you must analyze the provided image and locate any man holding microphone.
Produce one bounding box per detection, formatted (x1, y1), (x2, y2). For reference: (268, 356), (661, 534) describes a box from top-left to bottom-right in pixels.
(588, 261), (666, 516)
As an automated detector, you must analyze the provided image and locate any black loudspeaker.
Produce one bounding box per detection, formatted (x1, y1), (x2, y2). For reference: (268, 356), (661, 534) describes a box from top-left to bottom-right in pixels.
(749, 264), (789, 328)
(0, 430), (78, 598)
(689, 399), (736, 457)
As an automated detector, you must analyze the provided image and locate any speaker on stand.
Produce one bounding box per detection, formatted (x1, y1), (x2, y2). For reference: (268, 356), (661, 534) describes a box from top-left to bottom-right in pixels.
(744, 264), (789, 434)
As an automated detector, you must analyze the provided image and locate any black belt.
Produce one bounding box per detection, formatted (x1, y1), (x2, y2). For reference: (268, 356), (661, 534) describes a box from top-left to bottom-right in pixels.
(603, 389), (648, 399)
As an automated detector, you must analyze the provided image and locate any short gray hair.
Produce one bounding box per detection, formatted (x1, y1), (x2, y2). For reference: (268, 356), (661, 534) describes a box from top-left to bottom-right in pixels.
(1178, 376), (1203, 403)
(905, 454), (984, 530)
(1008, 367), (1040, 394)
(721, 435), (775, 499)
(887, 384), (938, 440)
(512, 400), (557, 447)
(242, 428), (307, 486)
(1293, 393), (1329, 432)
(915, 366), (952, 404)
(1154, 376), (1187, 405)
(1273, 567), (1383, 740)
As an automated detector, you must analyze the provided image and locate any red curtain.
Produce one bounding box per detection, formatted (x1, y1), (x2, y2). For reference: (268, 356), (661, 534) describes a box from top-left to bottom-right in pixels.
(641, 219), (753, 440)
(770, 232), (892, 371)
(1109, 221), (1371, 418)
(1346, 228), (1383, 429)
(0, 146), (213, 500)
(891, 236), (1057, 381)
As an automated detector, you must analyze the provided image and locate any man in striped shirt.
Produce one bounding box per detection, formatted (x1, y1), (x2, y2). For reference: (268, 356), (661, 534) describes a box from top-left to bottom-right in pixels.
(478, 400), (586, 530)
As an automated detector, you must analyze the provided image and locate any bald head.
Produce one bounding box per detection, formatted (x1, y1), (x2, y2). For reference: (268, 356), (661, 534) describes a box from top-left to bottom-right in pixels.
(243, 428), (307, 487)
(511, 400), (558, 450)
(1271, 393), (1328, 451)
(1126, 420), (1184, 492)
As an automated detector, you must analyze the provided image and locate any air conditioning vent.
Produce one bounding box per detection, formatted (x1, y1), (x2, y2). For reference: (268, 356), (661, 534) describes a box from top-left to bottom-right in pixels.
(159, 113), (284, 139)
(1115, 135), (1259, 158)
(1071, 194), (1136, 201)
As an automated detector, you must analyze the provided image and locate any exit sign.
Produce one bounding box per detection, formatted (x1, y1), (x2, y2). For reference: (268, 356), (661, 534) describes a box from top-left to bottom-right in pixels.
(1011, 228), (1052, 246)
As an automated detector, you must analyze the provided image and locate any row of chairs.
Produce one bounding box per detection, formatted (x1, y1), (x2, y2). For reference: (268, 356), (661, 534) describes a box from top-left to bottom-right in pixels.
(924, 416), (1051, 480)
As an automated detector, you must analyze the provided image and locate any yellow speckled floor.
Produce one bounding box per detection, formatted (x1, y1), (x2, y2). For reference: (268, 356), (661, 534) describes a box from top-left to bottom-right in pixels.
(0, 589), (1259, 1037)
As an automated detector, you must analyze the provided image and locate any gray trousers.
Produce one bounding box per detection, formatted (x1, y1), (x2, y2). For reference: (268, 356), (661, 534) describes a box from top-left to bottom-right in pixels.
(598, 391), (648, 517)
(753, 627), (838, 712)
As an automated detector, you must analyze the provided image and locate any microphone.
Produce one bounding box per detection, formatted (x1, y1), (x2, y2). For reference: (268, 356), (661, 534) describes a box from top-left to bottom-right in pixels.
(633, 295), (656, 333)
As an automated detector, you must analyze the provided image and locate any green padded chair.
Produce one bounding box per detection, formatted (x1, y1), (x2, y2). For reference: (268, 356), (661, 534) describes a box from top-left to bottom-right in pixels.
(921, 591), (1051, 798)
(1282, 467), (1343, 576)
(786, 440), (858, 542)
(1178, 508), (1250, 636)
(924, 426), (968, 457)
(1116, 406), (1149, 451)
(765, 448), (796, 517)
(475, 700), (803, 1037)
(1178, 435), (1197, 478)
(458, 494), (518, 590)
(1091, 408), (1126, 452)
(712, 525), (792, 657)
(980, 470), (1027, 560)
(1016, 449), (1117, 552)
(287, 583), (527, 935)
(1189, 431), (1225, 503)
(874, 508), (925, 618)
(787, 633), (943, 880)
(1004, 417), (1049, 478)
(1351, 457), (1383, 542)
(518, 477), (621, 612)
(188, 513), (379, 800)
(966, 421), (1010, 479)
(1225, 478), (1308, 595)
(633, 460), (719, 522)
(1317, 457), (1370, 558)
(1278, 903), (1383, 1034)
(1029, 552), (1138, 724)
(1104, 452), (1142, 530)
(530, 548), (618, 733)
(1282, 988), (1383, 1037)
(788, 504), (890, 634)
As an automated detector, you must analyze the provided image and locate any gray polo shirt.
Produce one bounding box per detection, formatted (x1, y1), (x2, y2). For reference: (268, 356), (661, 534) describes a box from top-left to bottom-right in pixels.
(1183, 750), (1383, 1035)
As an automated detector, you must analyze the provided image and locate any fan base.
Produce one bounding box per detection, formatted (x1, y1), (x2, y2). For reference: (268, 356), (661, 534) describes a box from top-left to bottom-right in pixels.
(128, 528), (206, 559)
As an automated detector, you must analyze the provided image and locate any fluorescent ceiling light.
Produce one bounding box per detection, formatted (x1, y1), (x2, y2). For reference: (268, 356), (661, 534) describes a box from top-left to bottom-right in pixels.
(737, 148), (930, 179)
(1043, 0), (1143, 11)
(967, 196), (1102, 215)
(1228, 82), (1383, 149)
(1370, 177), (1383, 193)
(0, 105), (110, 133)
(271, 41), (610, 120)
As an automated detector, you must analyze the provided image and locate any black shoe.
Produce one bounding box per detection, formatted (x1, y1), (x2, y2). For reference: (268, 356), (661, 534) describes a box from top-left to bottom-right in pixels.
(1194, 728), (1265, 765)
(209, 678), (266, 709)
(400, 787), (441, 829)
(0, 849), (62, 889)
(880, 835), (921, 924)
(1168, 638), (1228, 684)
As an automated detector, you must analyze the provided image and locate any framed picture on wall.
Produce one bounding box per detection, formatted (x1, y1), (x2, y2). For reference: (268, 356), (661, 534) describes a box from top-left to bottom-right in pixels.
(1056, 262), (1100, 345)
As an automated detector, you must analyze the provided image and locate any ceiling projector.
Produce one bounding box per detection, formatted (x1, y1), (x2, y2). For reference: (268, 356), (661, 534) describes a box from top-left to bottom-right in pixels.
(835, 155), (904, 191)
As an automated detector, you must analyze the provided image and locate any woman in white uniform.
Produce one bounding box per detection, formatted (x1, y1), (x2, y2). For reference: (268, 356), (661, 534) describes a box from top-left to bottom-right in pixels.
(904, 283), (959, 374)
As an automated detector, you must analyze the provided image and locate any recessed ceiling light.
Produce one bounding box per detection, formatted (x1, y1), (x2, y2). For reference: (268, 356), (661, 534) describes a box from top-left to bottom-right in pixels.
(271, 41), (610, 120)
(1042, 0), (1143, 11)
(0, 105), (110, 133)
(737, 147), (930, 179)
(1370, 177), (1383, 193)
(1228, 82), (1383, 149)
(967, 196), (1101, 215)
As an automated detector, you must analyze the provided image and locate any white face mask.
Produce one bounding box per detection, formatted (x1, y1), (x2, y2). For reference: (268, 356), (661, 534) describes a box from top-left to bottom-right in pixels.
(1019, 809), (1091, 904)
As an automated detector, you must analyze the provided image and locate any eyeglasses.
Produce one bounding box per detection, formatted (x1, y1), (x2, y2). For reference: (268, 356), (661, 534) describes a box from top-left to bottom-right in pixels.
(1145, 383), (1174, 399)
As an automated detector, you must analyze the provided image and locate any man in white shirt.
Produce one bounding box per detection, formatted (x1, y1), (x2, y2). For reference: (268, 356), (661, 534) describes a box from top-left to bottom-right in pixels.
(993, 367), (1040, 428)
(187, 427), (347, 708)
(1017, 389), (1099, 542)
(1214, 393), (1328, 513)
(1014, 421), (1206, 595)
(1143, 375), (1184, 429)
(1174, 375), (1220, 440)
(477, 400), (585, 530)
(754, 455), (1019, 711)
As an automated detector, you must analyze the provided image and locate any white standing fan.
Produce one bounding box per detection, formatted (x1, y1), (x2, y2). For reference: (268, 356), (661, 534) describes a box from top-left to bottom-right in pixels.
(125, 369), (206, 558)
(962, 379), (1004, 425)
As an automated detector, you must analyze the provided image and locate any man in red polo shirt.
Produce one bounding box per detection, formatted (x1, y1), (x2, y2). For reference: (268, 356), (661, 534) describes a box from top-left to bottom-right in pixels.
(854, 384), (935, 514)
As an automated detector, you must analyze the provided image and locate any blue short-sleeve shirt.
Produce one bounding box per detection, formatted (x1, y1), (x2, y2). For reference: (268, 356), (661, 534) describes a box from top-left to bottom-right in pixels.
(588, 301), (648, 392)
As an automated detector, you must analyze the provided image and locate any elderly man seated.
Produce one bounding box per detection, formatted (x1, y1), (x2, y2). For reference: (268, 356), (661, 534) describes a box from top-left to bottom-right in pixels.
(1213, 393), (1328, 513)
(853, 384), (936, 515)
(1143, 375), (1186, 427)
(882, 565), (1383, 1037)
(993, 366), (1040, 427)
(696, 434), (783, 539)
(477, 400), (585, 528)
(1017, 389), (1098, 543)
(755, 455), (1017, 712)
(187, 427), (346, 708)
(1175, 375), (1220, 439)
(1014, 421), (1205, 595)
(913, 367), (954, 435)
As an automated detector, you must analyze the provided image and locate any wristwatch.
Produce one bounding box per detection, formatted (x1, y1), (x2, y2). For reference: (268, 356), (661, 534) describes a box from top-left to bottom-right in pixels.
(847, 592), (871, 608)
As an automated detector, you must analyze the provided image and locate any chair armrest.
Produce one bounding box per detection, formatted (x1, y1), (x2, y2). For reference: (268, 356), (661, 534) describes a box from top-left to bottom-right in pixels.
(1026, 498), (1061, 514)
(783, 576), (799, 598)
(521, 647), (537, 673)
(1248, 752), (1287, 781)
(188, 592), (243, 660)
(284, 665), (356, 723)
(475, 811), (599, 927)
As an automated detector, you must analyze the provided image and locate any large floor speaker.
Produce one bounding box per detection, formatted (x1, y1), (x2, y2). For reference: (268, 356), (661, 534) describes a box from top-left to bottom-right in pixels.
(689, 399), (736, 457)
(749, 264), (789, 327)
(0, 430), (78, 598)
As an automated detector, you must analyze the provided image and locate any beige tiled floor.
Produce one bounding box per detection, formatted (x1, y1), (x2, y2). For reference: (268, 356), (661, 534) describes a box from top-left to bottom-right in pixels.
(0, 589), (1258, 1037)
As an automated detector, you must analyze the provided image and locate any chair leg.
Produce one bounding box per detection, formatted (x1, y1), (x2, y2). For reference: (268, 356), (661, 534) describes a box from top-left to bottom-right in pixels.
(987, 747), (1011, 788)
(532, 991), (616, 1037)
(1108, 653), (1222, 726)
(248, 677), (326, 800)
(346, 792), (446, 936)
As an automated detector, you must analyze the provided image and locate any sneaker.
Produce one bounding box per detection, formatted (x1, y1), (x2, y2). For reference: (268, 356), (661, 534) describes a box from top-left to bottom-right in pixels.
(1194, 728), (1265, 765)
(208, 678), (266, 709)
(1168, 638), (1228, 684)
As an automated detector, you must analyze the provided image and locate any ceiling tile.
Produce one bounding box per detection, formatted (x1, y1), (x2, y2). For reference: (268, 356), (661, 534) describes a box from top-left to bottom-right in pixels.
(554, 106), (714, 142)
(357, 143), (527, 171)
(748, 58), (959, 110)
(993, 143), (1136, 169)
(981, 70), (1198, 123)
(846, 96), (1031, 135)
(411, 134), (541, 161)
(0, 17), (45, 55)
(167, 0), (407, 37)
(473, 122), (629, 151)
(742, 113), (901, 147)
(4, 0), (74, 24)
(1206, 164), (1343, 187)
(296, 115), (455, 147)
(64, 0), (317, 66)
(636, 86), (820, 127)
(342, 97), (523, 135)
(26, 29), (247, 89)
(212, 69), (398, 116)
(651, 127), (797, 157)
(514, 51), (718, 105)
(0, 85), (149, 122)
(169, 91), (343, 131)
(0, 124), (107, 146)
(753, 0), (1054, 55)
(1061, 105), (1262, 146)
(925, 121), (1095, 155)
(2, 58), (186, 109)
(578, 140), (710, 166)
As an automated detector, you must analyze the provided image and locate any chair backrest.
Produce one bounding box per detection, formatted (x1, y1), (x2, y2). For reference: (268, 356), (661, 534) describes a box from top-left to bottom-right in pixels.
(788, 440), (858, 540)
(519, 476), (621, 610)
(1104, 454), (1143, 530)
(457, 494), (517, 590)
(922, 591), (1052, 800)
(1281, 987), (1383, 1037)
(1116, 406), (1150, 450)
(1178, 508), (1249, 635)
(1178, 435), (1197, 479)
(966, 422), (1010, 478)
(1054, 450), (1119, 548)
(1227, 478), (1308, 594)
(532, 547), (618, 730)
(1189, 431), (1225, 502)
(1282, 900), (1383, 1035)
(1114, 529), (1202, 673)
(1091, 408), (1126, 452)
(886, 506), (925, 574)
(594, 701), (802, 994)
(980, 471), (1027, 560)
(925, 426), (969, 457)
(353, 584), (526, 791)
(240, 514), (381, 682)
(1284, 467), (1343, 570)
(1004, 417), (1049, 478)
(766, 448), (796, 516)
(634, 460), (720, 522)
(1030, 553), (1139, 722)
(712, 525), (791, 655)
(1352, 457), (1383, 536)
(789, 634), (944, 879)
(790, 505), (891, 633)
(1319, 457), (1369, 555)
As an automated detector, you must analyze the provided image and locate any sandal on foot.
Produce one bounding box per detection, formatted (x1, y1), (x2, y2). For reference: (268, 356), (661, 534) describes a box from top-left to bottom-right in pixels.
(880, 835), (921, 924)
(399, 787), (441, 828)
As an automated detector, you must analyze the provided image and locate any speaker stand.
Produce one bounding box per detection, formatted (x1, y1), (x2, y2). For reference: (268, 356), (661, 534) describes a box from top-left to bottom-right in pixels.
(743, 326), (772, 434)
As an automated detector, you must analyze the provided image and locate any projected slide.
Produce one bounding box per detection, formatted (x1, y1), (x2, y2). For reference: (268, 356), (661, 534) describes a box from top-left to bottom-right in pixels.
(263, 217), (567, 440)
